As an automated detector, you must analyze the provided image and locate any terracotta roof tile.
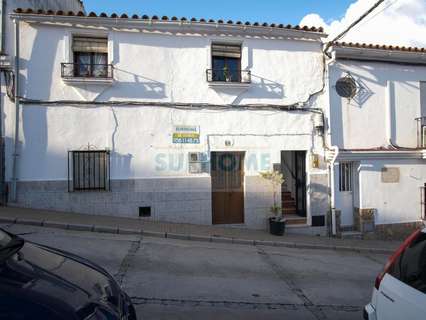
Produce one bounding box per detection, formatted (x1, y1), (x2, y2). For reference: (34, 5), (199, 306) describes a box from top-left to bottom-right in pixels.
(13, 8), (324, 33)
(335, 41), (426, 53)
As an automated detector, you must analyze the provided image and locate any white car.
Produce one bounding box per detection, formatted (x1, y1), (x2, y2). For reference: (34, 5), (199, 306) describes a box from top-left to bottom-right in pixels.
(364, 227), (426, 320)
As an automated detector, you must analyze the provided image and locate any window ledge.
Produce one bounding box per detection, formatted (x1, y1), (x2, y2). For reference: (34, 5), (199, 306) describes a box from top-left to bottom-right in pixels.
(208, 81), (251, 88)
(62, 77), (114, 85)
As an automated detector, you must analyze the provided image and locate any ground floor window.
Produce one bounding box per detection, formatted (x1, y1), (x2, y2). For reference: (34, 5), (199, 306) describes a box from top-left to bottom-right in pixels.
(339, 162), (353, 192)
(68, 150), (110, 191)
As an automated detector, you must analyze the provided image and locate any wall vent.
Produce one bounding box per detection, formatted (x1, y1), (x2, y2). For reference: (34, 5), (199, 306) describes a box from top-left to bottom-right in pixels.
(139, 206), (151, 217)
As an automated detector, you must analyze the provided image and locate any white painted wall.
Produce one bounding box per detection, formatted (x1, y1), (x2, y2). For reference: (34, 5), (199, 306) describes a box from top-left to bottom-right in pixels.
(359, 159), (426, 225)
(329, 60), (426, 149)
(333, 158), (426, 226)
(330, 58), (426, 227)
(16, 23), (324, 105)
(3, 20), (326, 183)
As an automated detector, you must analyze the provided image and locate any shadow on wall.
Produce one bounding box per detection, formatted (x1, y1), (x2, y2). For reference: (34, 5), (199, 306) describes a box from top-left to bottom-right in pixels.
(110, 152), (133, 178)
(330, 63), (422, 148)
(96, 68), (166, 101)
(250, 74), (284, 99)
(308, 181), (330, 214)
(20, 30), (63, 178)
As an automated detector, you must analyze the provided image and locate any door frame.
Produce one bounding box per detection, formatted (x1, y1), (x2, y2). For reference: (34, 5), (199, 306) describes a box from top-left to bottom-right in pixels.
(338, 161), (355, 226)
(211, 151), (245, 225)
(294, 151), (307, 217)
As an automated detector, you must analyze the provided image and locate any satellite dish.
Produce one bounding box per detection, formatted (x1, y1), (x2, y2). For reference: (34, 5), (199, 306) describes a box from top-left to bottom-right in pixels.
(335, 76), (357, 98)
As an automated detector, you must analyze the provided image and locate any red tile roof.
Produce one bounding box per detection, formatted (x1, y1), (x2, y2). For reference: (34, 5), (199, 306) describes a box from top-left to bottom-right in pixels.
(334, 41), (426, 53)
(13, 8), (324, 33)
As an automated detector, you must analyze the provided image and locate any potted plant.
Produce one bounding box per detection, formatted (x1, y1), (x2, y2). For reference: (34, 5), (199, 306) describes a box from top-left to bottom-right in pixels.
(223, 65), (231, 82)
(260, 170), (286, 236)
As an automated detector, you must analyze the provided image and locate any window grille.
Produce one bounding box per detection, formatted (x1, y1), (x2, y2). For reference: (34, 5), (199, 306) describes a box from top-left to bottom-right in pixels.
(68, 150), (110, 192)
(339, 162), (353, 192)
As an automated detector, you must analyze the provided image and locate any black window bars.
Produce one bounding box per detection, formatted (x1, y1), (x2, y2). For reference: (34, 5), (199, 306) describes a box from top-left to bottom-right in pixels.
(68, 150), (111, 192)
(61, 63), (114, 79)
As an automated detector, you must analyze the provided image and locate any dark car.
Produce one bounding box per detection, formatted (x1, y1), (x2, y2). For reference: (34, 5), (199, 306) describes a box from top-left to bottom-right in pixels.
(0, 228), (137, 320)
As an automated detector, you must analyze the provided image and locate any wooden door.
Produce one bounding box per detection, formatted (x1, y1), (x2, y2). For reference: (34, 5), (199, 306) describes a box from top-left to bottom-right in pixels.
(211, 152), (245, 224)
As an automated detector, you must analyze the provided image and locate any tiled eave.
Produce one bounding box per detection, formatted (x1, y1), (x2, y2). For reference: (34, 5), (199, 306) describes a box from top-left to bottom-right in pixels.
(10, 11), (326, 41)
(330, 42), (426, 65)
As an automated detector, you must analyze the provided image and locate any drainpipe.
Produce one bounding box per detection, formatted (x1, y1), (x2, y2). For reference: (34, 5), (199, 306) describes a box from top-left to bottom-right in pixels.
(10, 19), (19, 202)
(385, 80), (392, 146)
(328, 146), (339, 236)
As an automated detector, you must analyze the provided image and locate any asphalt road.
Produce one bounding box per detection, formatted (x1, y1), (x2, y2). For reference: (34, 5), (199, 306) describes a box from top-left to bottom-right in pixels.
(0, 223), (388, 320)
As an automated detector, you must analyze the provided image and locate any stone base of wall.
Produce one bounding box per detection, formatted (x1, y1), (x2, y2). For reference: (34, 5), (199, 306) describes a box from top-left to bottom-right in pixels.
(353, 208), (375, 233)
(13, 178), (212, 226)
(364, 221), (425, 241)
(11, 174), (331, 232)
(12, 177), (275, 230)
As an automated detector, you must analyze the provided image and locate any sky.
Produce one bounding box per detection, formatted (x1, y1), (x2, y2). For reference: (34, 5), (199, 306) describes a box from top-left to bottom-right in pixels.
(82, 0), (354, 26)
(83, 0), (426, 47)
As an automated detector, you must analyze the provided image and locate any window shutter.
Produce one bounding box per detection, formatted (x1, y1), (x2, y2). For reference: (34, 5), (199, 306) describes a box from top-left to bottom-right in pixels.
(211, 44), (241, 58)
(73, 37), (108, 53)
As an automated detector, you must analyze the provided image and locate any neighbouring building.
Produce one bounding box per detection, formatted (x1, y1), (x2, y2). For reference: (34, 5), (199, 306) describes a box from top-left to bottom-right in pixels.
(327, 42), (426, 239)
(2, 7), (332, 233)
(0, 0), (84, 204)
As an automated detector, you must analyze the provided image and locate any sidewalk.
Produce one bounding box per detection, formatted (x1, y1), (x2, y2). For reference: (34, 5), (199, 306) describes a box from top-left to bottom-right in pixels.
(0, 206), (401, 254)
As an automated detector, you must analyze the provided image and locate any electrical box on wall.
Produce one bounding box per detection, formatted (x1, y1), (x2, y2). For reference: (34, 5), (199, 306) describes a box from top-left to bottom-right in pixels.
(188, 152), (209, 174)
(311, 154), (320, 169)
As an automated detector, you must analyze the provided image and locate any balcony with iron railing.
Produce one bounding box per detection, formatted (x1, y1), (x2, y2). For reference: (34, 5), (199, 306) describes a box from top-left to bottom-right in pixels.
(415, 117), (426, 148)
(61, 63), (114, 84)
(206, 69), (251, 86)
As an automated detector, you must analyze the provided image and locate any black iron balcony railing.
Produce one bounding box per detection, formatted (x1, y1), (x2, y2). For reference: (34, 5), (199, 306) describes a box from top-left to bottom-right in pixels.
(206, 69), (251, 84)
(61, 63), (114, 79)
(415, 116), (426, 148)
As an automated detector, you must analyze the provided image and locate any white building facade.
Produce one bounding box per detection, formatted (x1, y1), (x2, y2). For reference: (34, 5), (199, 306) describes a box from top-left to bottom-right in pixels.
(0, 0), (84, 204)
(2, 8), (331, 232)
(328, 42), (426, 238)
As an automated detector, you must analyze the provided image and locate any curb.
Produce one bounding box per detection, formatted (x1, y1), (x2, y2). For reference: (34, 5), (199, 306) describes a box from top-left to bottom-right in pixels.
(0, 216), (395, 254)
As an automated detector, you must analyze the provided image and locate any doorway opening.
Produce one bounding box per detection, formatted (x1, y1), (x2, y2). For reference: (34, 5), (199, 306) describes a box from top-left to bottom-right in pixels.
(211, 152), (245, 225)
(280, 151), (307, 224)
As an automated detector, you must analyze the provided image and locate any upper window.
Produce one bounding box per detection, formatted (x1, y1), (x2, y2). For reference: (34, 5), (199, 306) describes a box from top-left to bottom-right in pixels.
(61, 36), (112, 79)
(206, 43), (250, 84)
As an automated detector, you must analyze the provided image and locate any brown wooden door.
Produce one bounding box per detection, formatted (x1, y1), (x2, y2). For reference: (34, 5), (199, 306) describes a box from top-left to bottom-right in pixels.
(211, 152), (245, 224)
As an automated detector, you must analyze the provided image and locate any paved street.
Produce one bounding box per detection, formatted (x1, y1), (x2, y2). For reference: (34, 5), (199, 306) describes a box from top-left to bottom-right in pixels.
(0, 223), (388, 320)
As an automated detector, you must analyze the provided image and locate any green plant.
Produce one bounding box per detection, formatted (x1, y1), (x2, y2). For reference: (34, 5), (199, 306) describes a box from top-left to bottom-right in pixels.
(223, 65), (230, 81)
(260, 170), (285, 219)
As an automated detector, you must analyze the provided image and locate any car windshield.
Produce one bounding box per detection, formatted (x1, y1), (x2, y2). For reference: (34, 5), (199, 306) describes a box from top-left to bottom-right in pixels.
(0, 229), (24, 261)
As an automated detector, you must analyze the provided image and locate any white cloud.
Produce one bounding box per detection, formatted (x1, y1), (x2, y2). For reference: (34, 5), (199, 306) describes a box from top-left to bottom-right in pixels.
(300, 0), (426, 47)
